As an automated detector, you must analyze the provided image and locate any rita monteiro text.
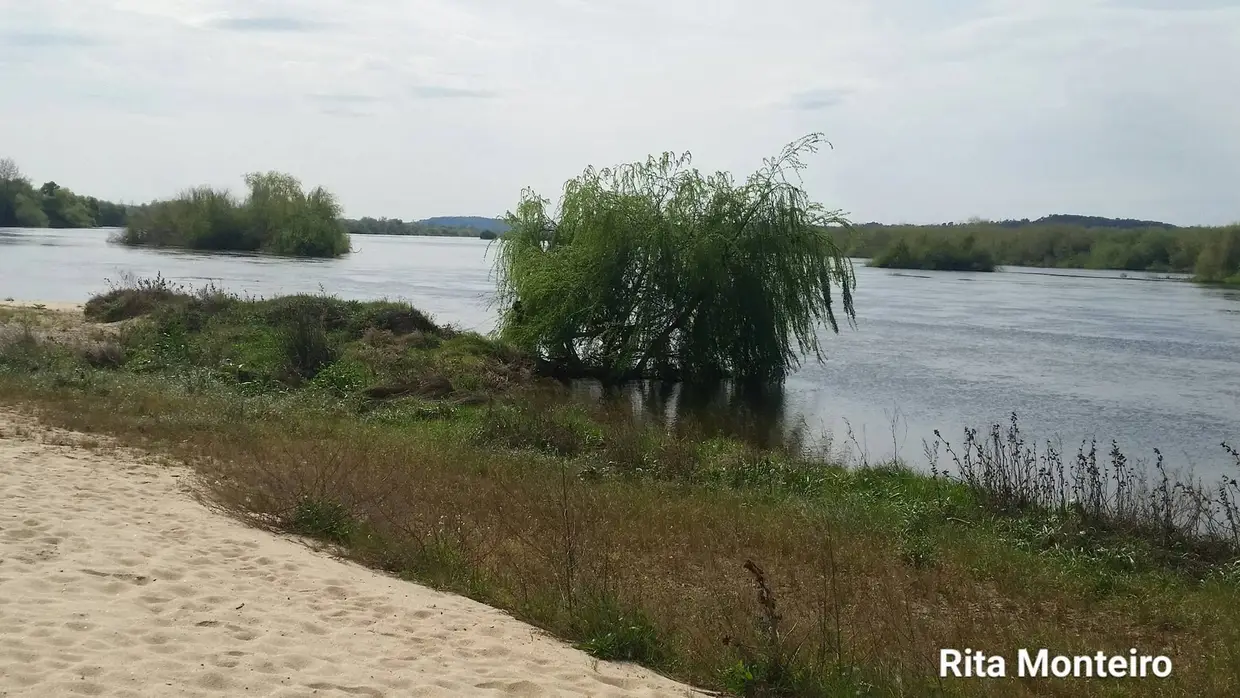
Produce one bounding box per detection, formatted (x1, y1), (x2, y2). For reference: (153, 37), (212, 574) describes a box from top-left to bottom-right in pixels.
(940, 649), (1172, 679)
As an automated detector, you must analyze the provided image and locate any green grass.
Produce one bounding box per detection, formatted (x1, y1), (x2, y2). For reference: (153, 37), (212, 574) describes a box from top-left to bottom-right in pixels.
(2, 289), (1240, 696)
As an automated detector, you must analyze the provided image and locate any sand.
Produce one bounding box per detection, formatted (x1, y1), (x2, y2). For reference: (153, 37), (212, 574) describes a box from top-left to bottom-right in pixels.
(0, 414), (707, 697)
(0, 300), (85, 313)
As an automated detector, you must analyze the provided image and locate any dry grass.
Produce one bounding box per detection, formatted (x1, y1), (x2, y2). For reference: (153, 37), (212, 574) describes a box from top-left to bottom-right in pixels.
(0, 381), (1236, 696)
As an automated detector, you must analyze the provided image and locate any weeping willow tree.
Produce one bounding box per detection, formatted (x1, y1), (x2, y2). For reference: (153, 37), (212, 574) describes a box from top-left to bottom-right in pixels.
(493, 133), (856, 385)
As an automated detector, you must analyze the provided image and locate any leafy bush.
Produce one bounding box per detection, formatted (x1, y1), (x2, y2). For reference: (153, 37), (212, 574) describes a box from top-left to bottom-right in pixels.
(839, 219), (1240, 280)
(84, 274), (184, 322)
(870, 234), (996, 272)
(287, 498), (356, 544)
(120, 172), (350, 258)
(280, 310), (337, 380)
(575, 594), (667, 665)
(473, 402), (602, 456)
(311, 359), (373, 396)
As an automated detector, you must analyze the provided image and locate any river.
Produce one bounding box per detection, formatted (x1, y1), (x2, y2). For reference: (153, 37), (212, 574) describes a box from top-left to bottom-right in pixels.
(2, 227), (1238, 475)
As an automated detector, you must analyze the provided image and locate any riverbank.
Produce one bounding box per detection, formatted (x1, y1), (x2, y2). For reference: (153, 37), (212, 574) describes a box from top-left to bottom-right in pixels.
(1, 295), (1239, 696)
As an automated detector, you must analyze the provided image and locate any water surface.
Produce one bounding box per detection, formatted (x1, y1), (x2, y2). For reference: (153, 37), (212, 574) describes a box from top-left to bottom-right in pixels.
(3, 228), (1237, 474)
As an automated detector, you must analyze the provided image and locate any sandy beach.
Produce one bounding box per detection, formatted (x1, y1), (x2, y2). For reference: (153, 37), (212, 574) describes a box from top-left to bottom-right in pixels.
(0, 301), (85, 312)
(0, 412), (705, 697)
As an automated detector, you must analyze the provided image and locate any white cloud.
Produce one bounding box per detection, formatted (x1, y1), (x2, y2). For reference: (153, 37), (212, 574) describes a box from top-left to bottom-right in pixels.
(0, 0), (1236, 224)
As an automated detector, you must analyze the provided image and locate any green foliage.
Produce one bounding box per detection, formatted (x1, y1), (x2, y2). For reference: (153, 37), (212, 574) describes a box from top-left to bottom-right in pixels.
(122, 187), (250, 250)
(870, 234), (996, 271)
(837, 219), (1240, 281)
(83, 196), (128, 227)
(287, 497), (356, 544)
(280, 309), (338, 380)
(472, 402), (603, 456)
(575, 594), (667, 665)
(344, 216), (495, 238)
(42, 184), (94, 228)
(78, 280), (523, 401)
(494, 134), (856, 385)
(13, 192), (48, 227)
(120, 171), (350, 258)
(310, 359), (374, 396)
(1194, 228), (1240, 284)
(0, 157), (128, 229)
(246, 171), (350, 257)
(84, 274), (186, 322)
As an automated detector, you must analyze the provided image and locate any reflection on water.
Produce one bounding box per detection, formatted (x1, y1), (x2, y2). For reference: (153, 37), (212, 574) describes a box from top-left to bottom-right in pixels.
(2, 227), (1239, 475)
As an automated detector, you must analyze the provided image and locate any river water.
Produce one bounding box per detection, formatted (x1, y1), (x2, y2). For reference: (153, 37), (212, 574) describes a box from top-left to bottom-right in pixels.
(3, 227), (1238, 475)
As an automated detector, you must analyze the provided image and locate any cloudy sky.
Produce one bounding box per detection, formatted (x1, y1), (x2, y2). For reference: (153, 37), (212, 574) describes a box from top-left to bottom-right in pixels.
(2, 0), (1237, 225)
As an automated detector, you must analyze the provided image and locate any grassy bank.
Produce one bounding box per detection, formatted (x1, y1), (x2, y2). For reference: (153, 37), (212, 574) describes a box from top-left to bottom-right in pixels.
(2, 288), (1240, 696)
(835, 221), (1240, 281)
(120, 172), (350, 258)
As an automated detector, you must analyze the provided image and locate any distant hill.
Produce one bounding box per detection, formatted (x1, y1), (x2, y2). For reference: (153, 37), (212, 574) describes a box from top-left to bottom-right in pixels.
(344, 216), (504, 238)
(1030, 214), (1176, 229)
(418, 216), (509, 233)
(858, 215), (1177, 230)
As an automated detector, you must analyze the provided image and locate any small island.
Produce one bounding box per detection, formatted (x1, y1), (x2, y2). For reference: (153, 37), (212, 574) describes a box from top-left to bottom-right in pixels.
(119, 171), (350, 258)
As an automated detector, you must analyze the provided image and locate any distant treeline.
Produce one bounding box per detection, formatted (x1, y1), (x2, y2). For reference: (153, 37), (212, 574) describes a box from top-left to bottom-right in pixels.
(120, 172), (350, 258)
(836, 216), (1240, 283)
(344, 217), (478, 237)
(5, 154), (1237, 281)
(0, 158), (129, 229)
(344, 216), (508, 238)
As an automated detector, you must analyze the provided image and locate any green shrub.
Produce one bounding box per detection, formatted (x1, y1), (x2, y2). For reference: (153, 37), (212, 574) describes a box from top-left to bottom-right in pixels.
(287, 498), (355, 544)
(871, 235), (996, 272)
(575, 594), (667, 665)
(120, 173), (350, 258)
(280, 310), (337, 380)
(84, 274), (183, 322)
(311, 359), (373, 396)
(473, 403), (602, 456)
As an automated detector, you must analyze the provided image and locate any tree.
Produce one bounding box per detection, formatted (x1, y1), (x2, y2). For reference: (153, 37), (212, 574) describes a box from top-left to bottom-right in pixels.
(0, 157), (20, 182)
(244, 171), (350, 257)
(0, 158), (43, 227)
(1195, 228), (1240, 283)
(0, 160), (128, 228)
(43, 186), (94, 228)
(13, 192), (49, 227)
(83, 196), (127, 227)
(493, 133), (856, 385)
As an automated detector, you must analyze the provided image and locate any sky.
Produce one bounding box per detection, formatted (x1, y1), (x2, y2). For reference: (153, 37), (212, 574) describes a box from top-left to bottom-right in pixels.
(1, 0), (1238, 225)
